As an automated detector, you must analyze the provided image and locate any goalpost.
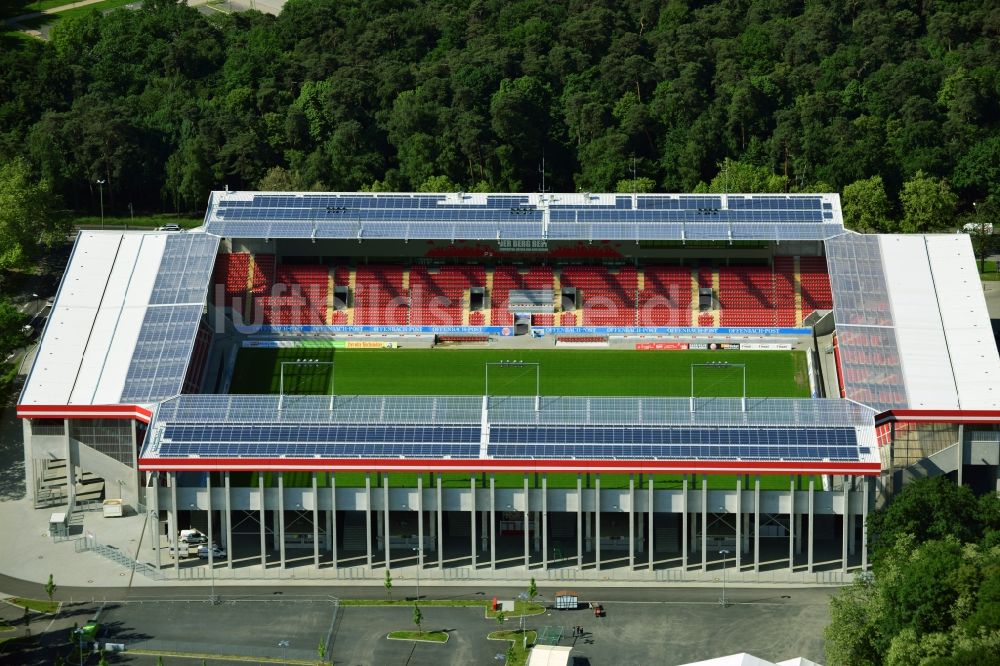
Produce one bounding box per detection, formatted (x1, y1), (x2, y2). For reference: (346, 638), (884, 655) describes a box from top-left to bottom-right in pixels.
(690, 361), (747, 413)
(278, 359), (335, 410)
(484, 361), (540, 411)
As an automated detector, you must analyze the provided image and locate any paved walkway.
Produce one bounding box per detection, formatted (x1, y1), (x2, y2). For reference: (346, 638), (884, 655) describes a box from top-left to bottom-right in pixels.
(8, 0), (114, 23)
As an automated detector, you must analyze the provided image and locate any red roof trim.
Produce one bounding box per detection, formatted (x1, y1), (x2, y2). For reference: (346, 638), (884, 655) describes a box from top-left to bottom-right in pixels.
(875, 409), (1000, 425)
(17, 404), (152, 423)
(139, 457), (881, 476)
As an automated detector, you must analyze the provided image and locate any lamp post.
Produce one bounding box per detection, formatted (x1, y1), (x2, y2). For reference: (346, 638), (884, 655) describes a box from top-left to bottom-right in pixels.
(278, 639), (289, 664)
(96, 179), (106, 229)
(719, 549), (730, 607)
(412, 546), (421, 602)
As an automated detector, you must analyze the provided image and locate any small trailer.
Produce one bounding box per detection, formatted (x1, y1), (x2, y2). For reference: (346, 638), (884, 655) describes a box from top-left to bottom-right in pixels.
(102, 499), (124, 518)
(554, 590), (579, 610)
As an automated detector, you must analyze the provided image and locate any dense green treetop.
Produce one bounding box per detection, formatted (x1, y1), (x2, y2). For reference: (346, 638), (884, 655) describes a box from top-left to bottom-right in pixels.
(0, 0), (998, 226)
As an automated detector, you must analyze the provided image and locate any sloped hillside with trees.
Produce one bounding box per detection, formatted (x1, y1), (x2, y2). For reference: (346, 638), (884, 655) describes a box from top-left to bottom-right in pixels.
(0, 0), (998, 231)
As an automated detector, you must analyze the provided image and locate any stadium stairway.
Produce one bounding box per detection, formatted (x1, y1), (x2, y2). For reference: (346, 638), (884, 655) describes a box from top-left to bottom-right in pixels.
(793, 256), (804, 325)
(347, 268), (357, 324)
(710, 267), (721, 326)
(326, 268), (335, 324)
(690, 268), (700, 323)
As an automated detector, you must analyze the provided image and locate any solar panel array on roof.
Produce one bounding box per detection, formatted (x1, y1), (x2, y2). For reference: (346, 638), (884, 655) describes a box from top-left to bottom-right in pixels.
(141, 394), (877, 467)
(487, 426), (858, 461)
(158, 424), (481, 458)
(118, 233), (219, 403)
(203, 192), (843, 241)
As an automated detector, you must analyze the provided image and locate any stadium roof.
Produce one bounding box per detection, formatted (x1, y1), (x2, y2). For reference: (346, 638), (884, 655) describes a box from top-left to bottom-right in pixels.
(138, 395), (880, 475)
(18, 231), (218, 416)
(203, 191), (845, 242)
(826, 232), (1000, 412)
(16, 192), (1000, 427)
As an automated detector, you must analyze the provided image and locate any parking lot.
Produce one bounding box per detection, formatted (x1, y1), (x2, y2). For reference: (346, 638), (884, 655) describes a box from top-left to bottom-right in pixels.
(97, 598), (336, 661)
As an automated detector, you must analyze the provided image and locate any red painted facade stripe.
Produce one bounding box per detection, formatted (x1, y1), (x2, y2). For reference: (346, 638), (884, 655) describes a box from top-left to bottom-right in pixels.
(875, 409), (1000, 426)
(17, 404), (152, 423)
(139, 457), (881, 476)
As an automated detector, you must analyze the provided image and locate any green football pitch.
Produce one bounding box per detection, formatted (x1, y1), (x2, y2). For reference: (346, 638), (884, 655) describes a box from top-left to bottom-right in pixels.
(229, 348), (809, 398)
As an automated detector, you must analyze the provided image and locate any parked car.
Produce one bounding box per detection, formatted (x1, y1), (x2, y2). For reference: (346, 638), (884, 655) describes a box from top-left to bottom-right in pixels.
(197, 545), (227, 559)
(179, 529), (207, 544)
(73, 622), (102, 642)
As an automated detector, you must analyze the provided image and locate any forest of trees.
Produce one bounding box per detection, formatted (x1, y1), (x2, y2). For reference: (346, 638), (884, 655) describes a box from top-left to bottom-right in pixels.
(1, 0), (999, 232)
(825, 477), (1000, 665)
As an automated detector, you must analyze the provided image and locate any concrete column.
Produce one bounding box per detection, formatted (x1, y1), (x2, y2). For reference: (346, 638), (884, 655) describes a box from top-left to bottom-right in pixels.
(577, 475), (584, 566)
(842, 479), (849, 573)
(169, 472), (179, 575)
(490, 474), (496, 569)
(648, 478), (654, 571)
(861, 476), (870, 571)
(312, 474), (320, 568)
(436, 475), (443, 570)
(753, 476), (760, 574)
(365, 474), (373, 569)
(383, 476), (391, 570)
(206, 473), (214, 570)
(534, 511), (541, 552)
(735, 477), (742, 570)
(628, 475), (635, 570)
(278, 473), (286, 569)
(152, 472), (162, 571)
(595, 475), (602, 571)
(417, 475), (424, 570)
(482, 511), (489, 552)
(957, 424), (964, 486)
(258, 473), (266, 570)
(681, 477), (688, 570)
(807, 477), (815, 573)
(542, 475), (548, 570)
(701, 476), (707, 572)
(64, 420), (76, 510)
(223, 472), (232, 566)
(523, 474), (530, 568)
(585, 511), (592, 553)
(471, 476), (478, 569)
(330, 474), (338, 570)
(788, 478), (795, 571)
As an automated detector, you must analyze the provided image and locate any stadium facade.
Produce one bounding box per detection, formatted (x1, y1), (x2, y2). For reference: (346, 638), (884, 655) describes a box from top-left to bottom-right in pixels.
(18, 192), (1000, 584)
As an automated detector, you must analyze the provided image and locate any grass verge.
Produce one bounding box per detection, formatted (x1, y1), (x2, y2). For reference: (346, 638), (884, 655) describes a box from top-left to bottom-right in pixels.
(71, 214), (203, 229)
(979, 259), (999, 281)
(342, 599), (484, 607)
(488, 629), (536, 666)
(486, 601), (545, 618)
(17, 0), (141, 30)
(387, 630), (449, 642)
(6, 597), (58, 614)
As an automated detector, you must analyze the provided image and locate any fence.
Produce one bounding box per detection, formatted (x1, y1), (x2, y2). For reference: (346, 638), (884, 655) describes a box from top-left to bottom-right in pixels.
(76, 533), (168, 581)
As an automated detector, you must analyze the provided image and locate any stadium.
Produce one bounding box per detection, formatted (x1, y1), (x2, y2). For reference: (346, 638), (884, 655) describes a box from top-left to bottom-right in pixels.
(17, 191), (1000, 584)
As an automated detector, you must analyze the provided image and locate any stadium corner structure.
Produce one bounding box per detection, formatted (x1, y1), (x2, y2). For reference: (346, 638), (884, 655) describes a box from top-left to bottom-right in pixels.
(17, 192), (1000, 584)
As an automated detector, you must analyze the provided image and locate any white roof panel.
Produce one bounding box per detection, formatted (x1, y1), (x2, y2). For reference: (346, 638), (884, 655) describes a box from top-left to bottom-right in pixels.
(925, 235), (1000, 409)
(879, 235), (958, 409)
(69, 235), (149, 404)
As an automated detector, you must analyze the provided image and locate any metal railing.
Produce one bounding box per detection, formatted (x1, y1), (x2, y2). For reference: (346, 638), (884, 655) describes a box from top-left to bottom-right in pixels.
(76, 534), (168, 581)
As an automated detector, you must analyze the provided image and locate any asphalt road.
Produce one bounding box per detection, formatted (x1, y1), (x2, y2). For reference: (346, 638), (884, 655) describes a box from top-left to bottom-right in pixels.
(0, 572), (837, 606)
